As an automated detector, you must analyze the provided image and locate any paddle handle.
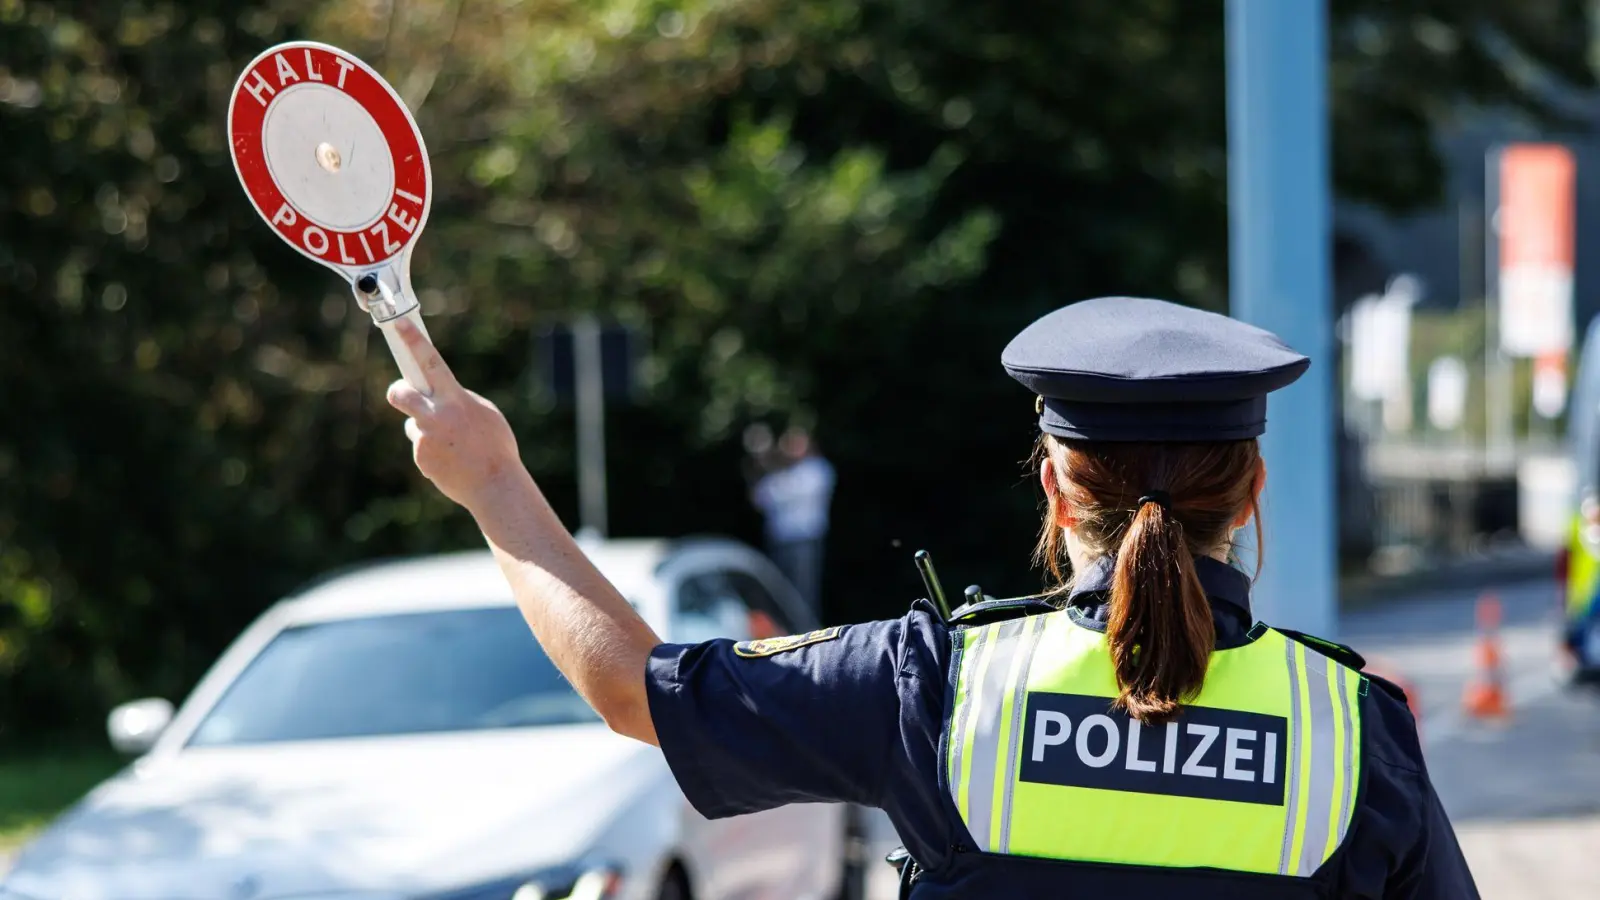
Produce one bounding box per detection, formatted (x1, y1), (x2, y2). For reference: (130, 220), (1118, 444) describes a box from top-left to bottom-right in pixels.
(377, 306), (434, 396)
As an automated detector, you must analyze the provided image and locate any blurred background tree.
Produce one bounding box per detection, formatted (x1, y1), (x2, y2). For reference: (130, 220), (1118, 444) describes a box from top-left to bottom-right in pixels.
(1, 0), (1594, 739)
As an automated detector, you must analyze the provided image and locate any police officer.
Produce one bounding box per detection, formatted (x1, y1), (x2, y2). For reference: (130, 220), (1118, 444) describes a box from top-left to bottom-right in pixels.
(387, 296), (1479, 899)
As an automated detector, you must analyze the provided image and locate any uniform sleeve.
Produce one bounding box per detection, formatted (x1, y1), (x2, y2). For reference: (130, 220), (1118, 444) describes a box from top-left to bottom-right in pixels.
(1339, 680), (1481, 899)
(1387, 780), (1480, 900)
(645, 612), (941, 819)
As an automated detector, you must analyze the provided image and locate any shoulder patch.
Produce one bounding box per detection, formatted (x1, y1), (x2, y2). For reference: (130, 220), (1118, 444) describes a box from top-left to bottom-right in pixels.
(1277, 627), (1367, 671)
(733, 626), (843, 658)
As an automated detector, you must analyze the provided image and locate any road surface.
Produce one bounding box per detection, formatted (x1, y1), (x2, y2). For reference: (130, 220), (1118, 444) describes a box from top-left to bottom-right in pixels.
(864, 575), (1600, 899)
(1346, 577), (1600, 899)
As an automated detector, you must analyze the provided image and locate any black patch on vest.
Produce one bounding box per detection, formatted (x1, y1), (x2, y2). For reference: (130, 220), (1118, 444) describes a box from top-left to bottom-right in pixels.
(947, 595), (1057, 627)
(1018, 693), (1289, 806)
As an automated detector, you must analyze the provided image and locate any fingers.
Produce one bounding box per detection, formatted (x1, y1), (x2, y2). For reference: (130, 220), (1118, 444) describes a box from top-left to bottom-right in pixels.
(387, 380), (432, 418)
(404, 417), (423, 443)
(393, 317), (459, 390)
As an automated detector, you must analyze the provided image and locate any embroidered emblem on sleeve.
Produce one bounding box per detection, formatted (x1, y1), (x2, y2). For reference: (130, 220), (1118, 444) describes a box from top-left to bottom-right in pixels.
(733, 626), (843, 658)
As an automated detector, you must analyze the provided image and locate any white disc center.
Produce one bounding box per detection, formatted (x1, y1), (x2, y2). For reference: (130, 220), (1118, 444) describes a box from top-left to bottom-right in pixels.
(316, 142), (342, 173)
(262, 83), (395, 231)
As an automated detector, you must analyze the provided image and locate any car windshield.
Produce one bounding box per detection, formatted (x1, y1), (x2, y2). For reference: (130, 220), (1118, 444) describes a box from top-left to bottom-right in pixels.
(188, 607), (597, 746)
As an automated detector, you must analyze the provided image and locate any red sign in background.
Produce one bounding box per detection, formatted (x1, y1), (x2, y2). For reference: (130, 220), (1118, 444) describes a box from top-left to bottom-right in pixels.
(1500, 144), (1575, 271)
(1497, 143), (1576, 356)
(229, 44), (430, 269)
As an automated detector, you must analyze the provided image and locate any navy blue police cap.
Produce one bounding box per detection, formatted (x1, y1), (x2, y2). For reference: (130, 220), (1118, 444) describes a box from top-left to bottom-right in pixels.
(1001, 297), (1309, 442)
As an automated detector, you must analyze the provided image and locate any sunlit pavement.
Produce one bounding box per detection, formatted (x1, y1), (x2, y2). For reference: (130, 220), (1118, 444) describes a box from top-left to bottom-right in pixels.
(1455, 816), (1600, 899)
(864, 575), (1600, 899)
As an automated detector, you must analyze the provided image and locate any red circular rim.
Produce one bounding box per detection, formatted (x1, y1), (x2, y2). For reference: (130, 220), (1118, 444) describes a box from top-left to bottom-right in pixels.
(229, 43), (430, 269)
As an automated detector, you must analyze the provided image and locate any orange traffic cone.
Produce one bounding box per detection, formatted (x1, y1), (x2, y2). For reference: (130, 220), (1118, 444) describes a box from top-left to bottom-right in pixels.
(1462, 594), (1509, 719)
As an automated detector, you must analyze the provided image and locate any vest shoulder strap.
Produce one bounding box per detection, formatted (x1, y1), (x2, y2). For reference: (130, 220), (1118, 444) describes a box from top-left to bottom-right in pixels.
(947, 595), (1058, 628)
(1275, 627), (1367, 672)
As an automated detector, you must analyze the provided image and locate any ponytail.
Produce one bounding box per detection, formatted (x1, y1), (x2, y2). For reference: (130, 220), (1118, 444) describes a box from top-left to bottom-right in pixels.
(1035, 436), (1263, 726)
(1108, 499), (1215, 724)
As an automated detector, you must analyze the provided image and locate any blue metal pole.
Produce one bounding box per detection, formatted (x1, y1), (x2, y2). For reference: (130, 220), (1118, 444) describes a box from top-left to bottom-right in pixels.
(1226, 0), (1337, 637)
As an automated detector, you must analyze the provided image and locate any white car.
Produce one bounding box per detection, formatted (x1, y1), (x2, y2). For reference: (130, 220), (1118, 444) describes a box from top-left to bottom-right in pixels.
(1, 537), (867, 900)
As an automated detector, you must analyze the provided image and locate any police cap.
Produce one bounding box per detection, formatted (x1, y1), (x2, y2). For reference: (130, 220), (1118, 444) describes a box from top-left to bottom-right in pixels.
(1001, 296), (1309, 442)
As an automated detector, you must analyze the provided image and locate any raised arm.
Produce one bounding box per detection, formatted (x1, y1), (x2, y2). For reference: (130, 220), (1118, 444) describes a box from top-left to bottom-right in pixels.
(384, 318), (661, 744)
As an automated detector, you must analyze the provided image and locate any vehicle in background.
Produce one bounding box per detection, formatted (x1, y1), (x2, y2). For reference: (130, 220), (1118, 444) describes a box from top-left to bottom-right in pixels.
(1559, 316), (1600, 682)
(0, 537), (866, 900)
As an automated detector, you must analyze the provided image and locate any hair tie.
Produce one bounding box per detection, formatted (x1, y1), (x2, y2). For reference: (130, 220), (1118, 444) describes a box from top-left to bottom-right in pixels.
(1137, 490), (1172, 510)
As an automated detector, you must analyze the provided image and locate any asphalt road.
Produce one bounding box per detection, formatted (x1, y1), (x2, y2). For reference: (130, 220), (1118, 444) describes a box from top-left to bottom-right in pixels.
(1342, 577), (1600, 823)
(864, 575), (1600, 899)
(1344, 576), (1600, 899)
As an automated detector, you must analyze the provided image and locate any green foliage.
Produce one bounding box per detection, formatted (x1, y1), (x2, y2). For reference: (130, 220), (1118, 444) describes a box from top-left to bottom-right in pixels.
(1, 0), (1595, 738)
(0, 0), (393, 739)
(0, 745), (123, 846)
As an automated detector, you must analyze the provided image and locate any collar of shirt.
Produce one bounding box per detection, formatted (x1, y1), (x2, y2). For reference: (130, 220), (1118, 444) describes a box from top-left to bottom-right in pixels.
(1064, 554), (1257, 647)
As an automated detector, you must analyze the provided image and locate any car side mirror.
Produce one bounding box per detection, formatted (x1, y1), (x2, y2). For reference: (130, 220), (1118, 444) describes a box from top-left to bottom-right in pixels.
(107, 698), (174, 755)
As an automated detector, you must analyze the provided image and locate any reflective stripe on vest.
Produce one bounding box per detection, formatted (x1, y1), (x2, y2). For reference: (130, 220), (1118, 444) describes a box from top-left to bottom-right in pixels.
(944, 611), (1364, 877)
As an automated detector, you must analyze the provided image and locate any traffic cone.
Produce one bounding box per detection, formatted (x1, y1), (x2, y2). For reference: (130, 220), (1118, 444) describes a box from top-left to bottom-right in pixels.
(1462, 594), (1509, 719)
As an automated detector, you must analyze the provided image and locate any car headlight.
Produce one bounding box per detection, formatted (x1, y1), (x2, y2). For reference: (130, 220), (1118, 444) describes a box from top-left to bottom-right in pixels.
(511, 865), (623, 900)
(426, 863), (624, 900)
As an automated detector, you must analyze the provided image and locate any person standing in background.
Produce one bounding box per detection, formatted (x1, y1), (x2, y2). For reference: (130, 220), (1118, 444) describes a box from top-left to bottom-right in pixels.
(749, 426), (835, 619)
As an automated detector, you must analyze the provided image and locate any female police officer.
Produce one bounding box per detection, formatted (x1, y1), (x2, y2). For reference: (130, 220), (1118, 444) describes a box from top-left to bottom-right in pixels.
(386, 296), (1478, 898)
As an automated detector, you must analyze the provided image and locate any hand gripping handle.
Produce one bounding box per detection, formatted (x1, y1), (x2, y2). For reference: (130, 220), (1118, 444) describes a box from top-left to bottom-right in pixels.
(377, 305), (433, 396)
(358, 271), (433, 396)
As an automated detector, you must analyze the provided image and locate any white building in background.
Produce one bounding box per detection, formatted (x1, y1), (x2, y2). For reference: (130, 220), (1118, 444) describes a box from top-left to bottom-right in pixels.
(1331, 105), (1598, 553)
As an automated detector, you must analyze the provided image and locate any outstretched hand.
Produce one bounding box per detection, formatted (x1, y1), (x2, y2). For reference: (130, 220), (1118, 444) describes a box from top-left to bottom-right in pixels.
(383, 318), (661, 745)
(385, 318), (522, 512)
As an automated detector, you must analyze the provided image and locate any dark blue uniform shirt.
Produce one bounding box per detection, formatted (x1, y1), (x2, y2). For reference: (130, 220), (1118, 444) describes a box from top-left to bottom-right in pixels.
(645, 557), (1480, 898)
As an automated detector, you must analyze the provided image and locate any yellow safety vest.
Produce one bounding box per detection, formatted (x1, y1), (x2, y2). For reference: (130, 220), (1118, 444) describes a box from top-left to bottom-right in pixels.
(1566, 512), (1600, 619)
(944, 610), (1364, 878)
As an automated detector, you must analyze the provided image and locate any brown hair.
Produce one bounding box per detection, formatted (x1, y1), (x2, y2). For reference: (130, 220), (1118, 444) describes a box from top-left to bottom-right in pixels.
(1034, 436), (1263, 724)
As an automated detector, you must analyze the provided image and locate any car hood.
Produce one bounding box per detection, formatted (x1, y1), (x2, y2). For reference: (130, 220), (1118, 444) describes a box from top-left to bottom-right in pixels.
(4, 725), (671, 900)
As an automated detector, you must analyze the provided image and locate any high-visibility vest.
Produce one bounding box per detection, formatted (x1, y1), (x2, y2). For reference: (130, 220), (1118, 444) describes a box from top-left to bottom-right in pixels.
(1565, 512), (1600, 619)
(944, 611), (1365, 878)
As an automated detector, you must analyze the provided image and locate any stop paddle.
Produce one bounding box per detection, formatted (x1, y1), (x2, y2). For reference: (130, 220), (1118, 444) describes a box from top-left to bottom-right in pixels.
(227, 41), (439, 394)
